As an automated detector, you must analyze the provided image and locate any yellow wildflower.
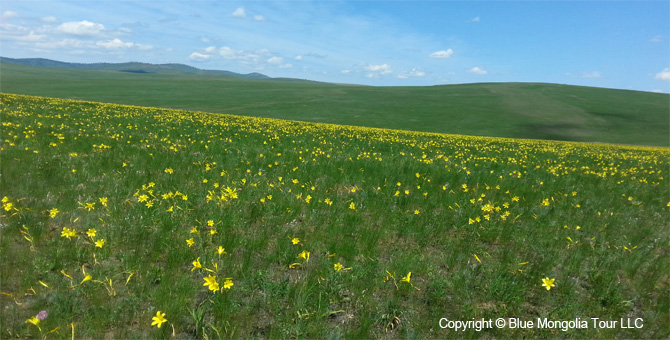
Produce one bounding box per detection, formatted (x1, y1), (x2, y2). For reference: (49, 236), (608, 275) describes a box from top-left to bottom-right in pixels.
(223, 278), (234, 289)
(203, 275), (219, 292)
(191, 257), (202, 272)
(25, 316), (41, 330)
(82, 202), (95, 211)
(61, 227), (77, 239)
(151, 311), (167, 328)
(297, 250), (310, 262)
(542, 277), (556, 291)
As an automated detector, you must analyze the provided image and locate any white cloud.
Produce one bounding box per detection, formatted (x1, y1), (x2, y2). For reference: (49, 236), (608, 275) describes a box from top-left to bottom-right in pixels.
(566, 71), (601, 78)
(0, 23), (25, 33)
(398, 68), (426, 79)
(214, 46), (285, 68)
(365, 64), (392, 75)
(57, 20), (105, 36)
(429, 49), (454, 59)
(293, 53), (326, 62)
(95, 38), (152, 50)
(582, 71), (601, 78)
(17, 32), (47, 42)
(204, 46), (217, 53)
(35, 38), (85, 49)
(96, 39), (132, 48)
(232, 7), (246, 18)
(650, 89), (663, 93)
(305, 52), (327, 59)
(340, 69), (351, 75)
(267, 56), (283, 64)
(42, 16), (58, 23)
(469, 16), (481, 23)
(218, 46), (260, 62)
(0, 23), (49, 42)
(96, 38), (132, 49)
(189, 52), (211, 61)
(254, 15), (266, 22)
(468, 66), (487, 75)
(655, 68), (670, 81)
(650, 35), (664, 43)
(2, 11), (18, 20)
(410, 69), (426, 77)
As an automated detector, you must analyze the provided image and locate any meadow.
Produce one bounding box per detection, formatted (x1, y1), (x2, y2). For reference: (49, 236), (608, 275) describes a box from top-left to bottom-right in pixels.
(2, 61), (669, 147)
(1, 93), (668, 339)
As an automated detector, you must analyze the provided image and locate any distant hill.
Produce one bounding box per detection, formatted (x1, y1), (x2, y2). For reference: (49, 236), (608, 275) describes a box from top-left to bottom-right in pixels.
(0, 57), (270, 79)
(1, 60), (668, 146)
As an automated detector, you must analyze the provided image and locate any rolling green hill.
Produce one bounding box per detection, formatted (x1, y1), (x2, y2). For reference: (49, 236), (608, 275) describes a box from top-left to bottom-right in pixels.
(0, 57), (270, 78)
(1, 60), (668, 146)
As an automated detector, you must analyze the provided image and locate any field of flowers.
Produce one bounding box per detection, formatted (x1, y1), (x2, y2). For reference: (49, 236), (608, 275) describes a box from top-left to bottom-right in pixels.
(1, 93), (668, 339)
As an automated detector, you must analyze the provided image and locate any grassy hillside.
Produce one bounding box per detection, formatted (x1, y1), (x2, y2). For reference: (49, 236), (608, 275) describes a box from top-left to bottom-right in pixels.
(1, 94), (668, 338)
(0, 57), (270, 78)
(1, 62), (668, 147)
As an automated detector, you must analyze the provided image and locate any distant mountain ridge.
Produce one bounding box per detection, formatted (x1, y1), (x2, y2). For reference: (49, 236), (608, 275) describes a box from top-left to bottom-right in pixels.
(0, 57), (270, 79)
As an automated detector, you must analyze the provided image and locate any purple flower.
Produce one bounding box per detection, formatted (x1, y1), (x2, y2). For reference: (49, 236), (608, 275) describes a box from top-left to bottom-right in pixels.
(36, 310), (48, 320)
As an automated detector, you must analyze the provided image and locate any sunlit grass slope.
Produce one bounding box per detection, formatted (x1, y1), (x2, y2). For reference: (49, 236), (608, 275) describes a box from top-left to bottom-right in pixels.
(1, 94), (668, 339)
(1, 62), (668, 146)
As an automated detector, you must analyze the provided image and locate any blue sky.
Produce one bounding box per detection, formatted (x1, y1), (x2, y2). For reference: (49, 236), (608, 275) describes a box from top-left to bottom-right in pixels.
(1, 0), (668, 92)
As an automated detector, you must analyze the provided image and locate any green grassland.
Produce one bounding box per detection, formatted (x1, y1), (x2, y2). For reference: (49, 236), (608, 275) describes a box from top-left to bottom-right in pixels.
(0, 57), (270, 79)
(1, 93), (669, 339)
(1, 61), (668, 147)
